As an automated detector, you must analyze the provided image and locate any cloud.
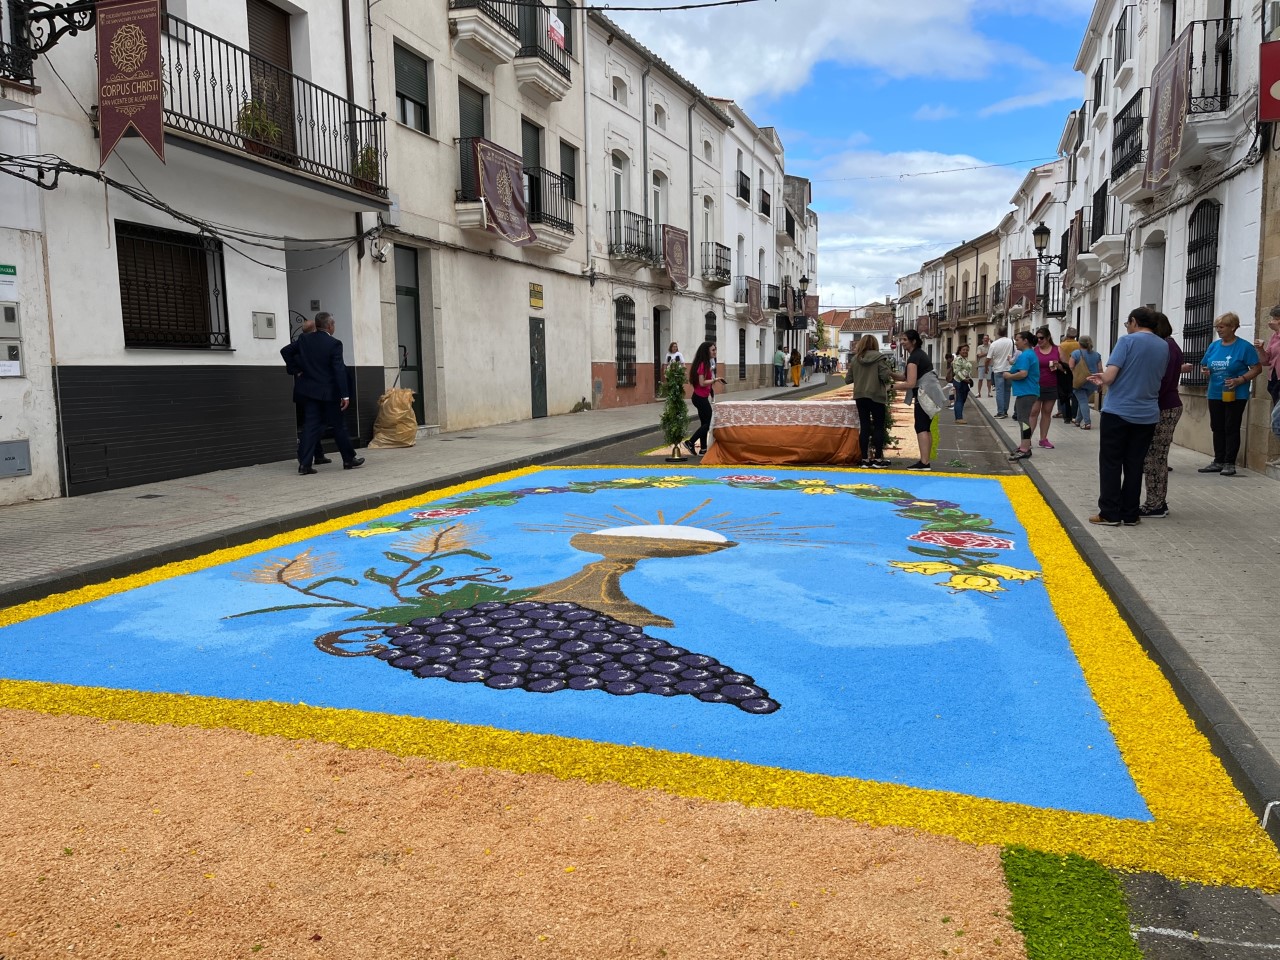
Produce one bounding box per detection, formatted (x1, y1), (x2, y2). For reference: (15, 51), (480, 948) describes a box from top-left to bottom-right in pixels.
(913, 104), (958, 122)
(606, 0), (1019, 103)
(979, 72), (1083, 116)
(792, 149), (1030, 306)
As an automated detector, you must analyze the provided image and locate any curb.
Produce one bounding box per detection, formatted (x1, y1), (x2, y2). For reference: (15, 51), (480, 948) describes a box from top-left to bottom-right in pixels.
(974, 400), (1280, 848)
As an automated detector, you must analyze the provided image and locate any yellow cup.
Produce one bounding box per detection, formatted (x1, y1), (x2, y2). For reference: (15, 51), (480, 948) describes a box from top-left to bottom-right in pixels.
(1223, 387), (1236, 402)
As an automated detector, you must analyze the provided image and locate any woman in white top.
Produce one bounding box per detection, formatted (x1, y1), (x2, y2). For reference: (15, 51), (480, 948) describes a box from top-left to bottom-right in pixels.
(664, 341), (684, 365)
(976, 334), (992, 397)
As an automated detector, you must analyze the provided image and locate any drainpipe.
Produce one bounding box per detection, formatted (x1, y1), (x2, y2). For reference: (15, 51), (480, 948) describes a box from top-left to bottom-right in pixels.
(687, 100), (695, 244)
(342, 0), (364, 260)
(365, 0), (378, 114)
(582, 8), (594, 286)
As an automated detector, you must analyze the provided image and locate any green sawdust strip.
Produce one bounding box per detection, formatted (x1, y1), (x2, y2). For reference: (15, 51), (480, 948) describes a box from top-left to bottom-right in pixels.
(1002, 846), (1143, 960)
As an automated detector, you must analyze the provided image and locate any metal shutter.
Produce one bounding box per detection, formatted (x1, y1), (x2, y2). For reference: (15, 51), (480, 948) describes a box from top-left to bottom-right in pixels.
(246, 0), (291, 69)
(521, 120), (542, 169)
(394, 46), (428, 107)
(458, 83), (485, 140)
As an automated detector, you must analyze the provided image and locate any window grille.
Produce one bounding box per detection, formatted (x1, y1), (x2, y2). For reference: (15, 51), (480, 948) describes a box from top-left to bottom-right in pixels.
(614, 296), (636, 387)
(116, 221), (229, 349)
(704, 311), (717, 344)
(738, 328), (746, 380)
(1181, 199), (1221, 384)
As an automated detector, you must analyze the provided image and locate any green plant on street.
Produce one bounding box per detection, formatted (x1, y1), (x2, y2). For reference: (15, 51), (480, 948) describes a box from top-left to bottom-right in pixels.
(659, 360), (690, 458)
(1001, 846), (1143, 960)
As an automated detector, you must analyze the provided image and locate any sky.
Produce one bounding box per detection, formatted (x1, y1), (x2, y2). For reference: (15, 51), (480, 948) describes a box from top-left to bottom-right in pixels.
(607, 0), (1095, 308)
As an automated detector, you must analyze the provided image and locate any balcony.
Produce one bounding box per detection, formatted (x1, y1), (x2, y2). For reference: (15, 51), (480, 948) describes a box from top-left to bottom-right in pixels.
(732, 276), (755, 306)
(766, 284), (781, 310)
(1041, 273), (1067, 318)
(1110, 88), (1150, 202)
(1077, 101), (1094, 158)
(606, 209), (656, 268)
(700, 242), (731, 286)
(759, 189), (771, 219)
(1178, 18), (1242, 168)
(515, 0), (571, 105)
(1, 34), (34, 84)
(524, 166), (574, 253)
(1089, 186), (1126, 267)
(1113, 5), (1136, 86)
(736, 170), (751, 204)
(160, 14), (386, 200)
(778, 208), (796, 247)
(1071, 211), (1100, 286)
(455, 136), (492, 230)
(449, 0), (521, 70)
(1091, 62), (1110, 131)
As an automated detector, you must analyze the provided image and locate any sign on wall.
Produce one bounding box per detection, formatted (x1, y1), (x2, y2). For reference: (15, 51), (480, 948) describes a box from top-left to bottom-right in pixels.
(661, 226), (689, 289)
(97, 0), (166, 166)
(1007, 258), (1038, 310)
(529, 283), (544, 309)
(1145, 25), (1192, 189)
(1260, 41), (1280, 122)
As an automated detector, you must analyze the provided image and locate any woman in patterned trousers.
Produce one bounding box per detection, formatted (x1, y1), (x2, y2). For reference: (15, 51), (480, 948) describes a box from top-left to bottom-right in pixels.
(1139, 314), (1183, 519)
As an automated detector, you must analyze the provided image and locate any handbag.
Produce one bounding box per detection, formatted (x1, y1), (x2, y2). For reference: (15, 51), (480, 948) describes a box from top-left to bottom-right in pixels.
(916, 371), (948, 419)
(1071, 350), (1089, 389)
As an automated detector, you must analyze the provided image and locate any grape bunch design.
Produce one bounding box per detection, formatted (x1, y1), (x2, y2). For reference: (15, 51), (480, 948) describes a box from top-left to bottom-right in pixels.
(374, 599), (780, 715)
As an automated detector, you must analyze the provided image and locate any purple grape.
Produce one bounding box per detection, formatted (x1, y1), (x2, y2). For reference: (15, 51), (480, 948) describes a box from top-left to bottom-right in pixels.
(578, 652), (611, 666)
(697, 692), (728, 703)
(720, 673), (755, 685)
(679, 654), (717, 668)
(425, 623), (459, 636)
(620, 652), (653, 667)
(605, 680), (643, 695)
(549, 630), (579, 642)
(535, 619), (567, 631)
(496, 618), (533, 631)
(413, 663), (452, 678)
(472, 601), (508, 612)
(512, 627), (545, 640)
(386, 625), (415, 637)
(566, 664), (599, 677)
(601, 642), (633, 655)
(484, 674), (525, 690)
(464, 625), (498, 640)
(647, 686), (679, 697)
(721, 684), (764, 701)
(447, 668), (488, 683)
(524, 636), (559, 652)
(585, 632), (615, 646)
(558, 640), (594, 655)
(647, 660), (682, 675)
(442, 609), (471, 620)
(528, 661), (559, 676)
(527, 678), (567, 693)
(390, 633), (426, 648)
(568, 676), (604, 691)
(599, 667), (636, 683)
(675, 679), (713, 694)
(532, 650), (570, 663)
(420, 644), (457, 659)
(563, 610), (594, 621)
(456, 658), (490, 671)
(490, 660), (528, 676)
(409, 616), (442, 627)
(653, 646), (684, 659)
(740, 698), (780, 715)
(680, 668), (712, 681)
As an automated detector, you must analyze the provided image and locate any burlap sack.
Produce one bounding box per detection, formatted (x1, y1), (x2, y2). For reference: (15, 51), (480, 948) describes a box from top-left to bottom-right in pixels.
(367, 387), (418, 448)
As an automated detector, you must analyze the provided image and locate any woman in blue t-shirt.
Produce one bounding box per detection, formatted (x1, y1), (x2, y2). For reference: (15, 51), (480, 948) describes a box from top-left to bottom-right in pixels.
(1003, 331), (1041, 461)
(1196, 312), (1263, 477)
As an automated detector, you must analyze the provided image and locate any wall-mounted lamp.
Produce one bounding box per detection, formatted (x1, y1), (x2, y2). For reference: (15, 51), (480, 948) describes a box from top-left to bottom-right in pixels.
(1032, 221), (1065, 268)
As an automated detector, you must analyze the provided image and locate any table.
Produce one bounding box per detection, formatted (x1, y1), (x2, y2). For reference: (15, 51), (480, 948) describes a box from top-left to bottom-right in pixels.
(700, 400), (861, 466)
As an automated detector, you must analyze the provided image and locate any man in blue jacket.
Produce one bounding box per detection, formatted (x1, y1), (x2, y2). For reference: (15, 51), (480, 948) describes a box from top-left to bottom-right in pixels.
(280, 312), (363, 475)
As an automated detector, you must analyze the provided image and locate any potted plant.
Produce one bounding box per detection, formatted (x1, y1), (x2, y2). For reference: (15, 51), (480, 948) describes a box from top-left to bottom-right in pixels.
(659, 359), (690, 462)
(353, 144), (380, 192)
(237, 99), (282, 155)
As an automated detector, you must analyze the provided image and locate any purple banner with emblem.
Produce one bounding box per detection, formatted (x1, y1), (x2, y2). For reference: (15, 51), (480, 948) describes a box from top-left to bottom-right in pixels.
(97, 0), (165, 166)
(1007, 258), (1039, 310)
(475, 139), (537, 247)
(747, 277), (762, 323)
(1145, 26), (1192, 188)
(662, 225), (690, 289)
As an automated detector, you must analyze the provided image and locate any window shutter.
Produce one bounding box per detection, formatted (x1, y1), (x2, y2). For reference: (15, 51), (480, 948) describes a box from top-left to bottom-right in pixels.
(394, 46), (428, 106)
(521, 120), (542, 169)
(246, 0), (291, 69)
(557, 0), (574, 54)
(458, 83), (485, 140)
(559, 141), (577, 200)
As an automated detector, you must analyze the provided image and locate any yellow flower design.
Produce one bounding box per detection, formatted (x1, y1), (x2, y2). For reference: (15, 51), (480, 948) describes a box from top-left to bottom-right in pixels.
(801, 487), (835, 495)
(653, 482), (682, 488)
(889, 561), (960, 577)
(664, 476), (694, 482)
(943, 574), (1004, 594)
(976, 563), (1041, 582)
(614, 479), (646, 485)
(797, 479), (828, 486)
(347, 528), (396, 538)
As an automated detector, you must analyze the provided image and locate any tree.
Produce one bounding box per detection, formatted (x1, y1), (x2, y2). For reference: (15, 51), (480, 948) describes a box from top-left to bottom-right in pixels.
(659, 360), (690, 461)
(813, 317), (827, 353)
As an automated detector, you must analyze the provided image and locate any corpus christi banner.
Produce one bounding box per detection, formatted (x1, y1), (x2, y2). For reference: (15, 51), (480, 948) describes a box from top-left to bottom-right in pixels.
(475, 139), (537, 247)
(746, 277), (763, 323)
(662, 225), (690, 289)
(97, 0), (165, 165)
(1145, 25), (1192, 188)
(1007, 258), (1038, 311)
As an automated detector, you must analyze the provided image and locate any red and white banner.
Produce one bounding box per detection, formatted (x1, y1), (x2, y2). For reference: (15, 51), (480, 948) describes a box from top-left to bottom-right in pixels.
(97, 0), (165, 165)
(548, 13), (565, 49)
(1260, 41), (1280, 122)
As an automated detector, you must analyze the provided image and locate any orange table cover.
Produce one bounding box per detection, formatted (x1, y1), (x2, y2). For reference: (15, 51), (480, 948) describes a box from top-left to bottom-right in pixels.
(700, 400), (861, 466)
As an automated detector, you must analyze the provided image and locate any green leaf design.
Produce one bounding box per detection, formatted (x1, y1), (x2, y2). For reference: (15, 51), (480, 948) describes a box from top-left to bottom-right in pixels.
(304, 577), (360, 591)
(364, 567), (396, 586)
(352, 585), (535, 624)
(383, 552), (417, 565)
(403, 564), (445, 586)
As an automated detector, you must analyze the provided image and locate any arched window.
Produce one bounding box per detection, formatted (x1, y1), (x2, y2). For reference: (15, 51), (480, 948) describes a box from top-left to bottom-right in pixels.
(610, 151), (628, 211)
(615, 296), (636, 387)
(653, 103), (667, 129)
(736, 235), (746, 276)
(703, 140), (713, 162)
(701, 195), (714, 245)
(611, 76), (628, 106)
(652, 171), (667, 227)
(704, 311), (717, 344)
(758, 248), (766, 282)
(738, 327), (747, 380)
(1181, 198), (1221, 382)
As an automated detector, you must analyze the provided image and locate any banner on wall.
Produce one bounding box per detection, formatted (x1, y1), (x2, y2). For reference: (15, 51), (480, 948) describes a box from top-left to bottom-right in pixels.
(1007, 258), (1039, 310)
(1145, 25), (1192, 188)
(662, 225), (690, 289)
(804, 295), (819, 319)
(97, 0), (166, 166)
(746, 277), (762, 323)
(475, 139), (537, 247)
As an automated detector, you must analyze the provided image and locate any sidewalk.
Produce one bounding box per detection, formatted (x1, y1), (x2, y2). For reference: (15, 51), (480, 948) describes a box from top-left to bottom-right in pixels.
(0, 379), (828, 606)
(969, 390), (1280, 833)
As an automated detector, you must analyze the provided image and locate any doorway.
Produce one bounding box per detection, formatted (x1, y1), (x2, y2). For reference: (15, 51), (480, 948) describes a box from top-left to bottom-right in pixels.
(394, 246), (426, 424)
(652, 305), (670, 395)
(529, 317), (547, 418)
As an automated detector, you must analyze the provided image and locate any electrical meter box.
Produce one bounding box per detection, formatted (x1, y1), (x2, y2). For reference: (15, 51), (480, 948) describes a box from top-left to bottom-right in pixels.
(252, 311), (277, 339)
(0, 341), (21, 378)
(0, 302), (18, 339)
(0, 440), (32, 478)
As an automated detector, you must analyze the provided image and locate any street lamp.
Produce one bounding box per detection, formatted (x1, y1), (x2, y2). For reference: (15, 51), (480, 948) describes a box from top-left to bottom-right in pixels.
(1032, 221), (1065, 268)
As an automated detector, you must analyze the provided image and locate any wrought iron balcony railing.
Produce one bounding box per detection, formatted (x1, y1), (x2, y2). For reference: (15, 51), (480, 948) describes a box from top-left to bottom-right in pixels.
(1111, 88), (1146, 181)
(736, 170), (750, 203)
(1072, 212), (1093, 254)
(766, 283), (780, 310)
(457, 136), (484, 201)
(1114, 5), (1134, 65)
(963, 293), (986, 317)
(990, 281), (1003, 310)
(780, 208), (796, 241)
(732, 275), (755, 305)
(1041, 272), (1066, 317)
(1188, 18), (1238, 114)
(517, 0), (570, 78)
(449, 0), (520, 38)
(700, 241), (731, 283)
(759, 189), (771, 218)
(606, 209), (655, 260)
(1, 36), (34, 84)
(161, 13), (386, 196)
(1090, 190), (1127, 244)
(524, 166), (573, 232)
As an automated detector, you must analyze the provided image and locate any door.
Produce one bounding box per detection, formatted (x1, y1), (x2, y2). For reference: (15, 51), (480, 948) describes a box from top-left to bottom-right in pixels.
(394, 246), (426, 424)
(529, 317), (547, 419)
(652, 306), (665, 395)
(246, 0), (296, 159)
(522, 119), (543, 221)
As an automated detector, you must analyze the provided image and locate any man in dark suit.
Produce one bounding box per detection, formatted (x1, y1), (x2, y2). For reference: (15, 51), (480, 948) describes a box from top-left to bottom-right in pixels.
(284, 315), (331, 465)
(280, 312), (364, 475)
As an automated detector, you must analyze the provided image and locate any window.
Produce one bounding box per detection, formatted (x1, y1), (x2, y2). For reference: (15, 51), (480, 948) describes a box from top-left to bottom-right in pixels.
(394, 44), (430, 134)
(651, 171), (667, 226)
(807, 253), (816, 273)
(556, 0), (574, 55)
(1181, 198), (1221, 382)
(116, 221), (228, 349)
(701, 196), (714, 244)
(703, 140), (713, 162)
(611, 76), (627, 105)
(615, 296), (636, 387)
(559, 140), (578, 201)
(610, 151), (628, 211)
(653, 103), (666, 129)
(704, 311), (717, 344)
(736, 235), (745, 275)
(458, 81), (486, 139)
(758, 249), (766, 282)
(738, 328), (747, 380)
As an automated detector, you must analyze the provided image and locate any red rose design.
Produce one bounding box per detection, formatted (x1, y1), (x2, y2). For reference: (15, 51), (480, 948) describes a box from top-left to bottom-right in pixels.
(908, 531), (1014, 550)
